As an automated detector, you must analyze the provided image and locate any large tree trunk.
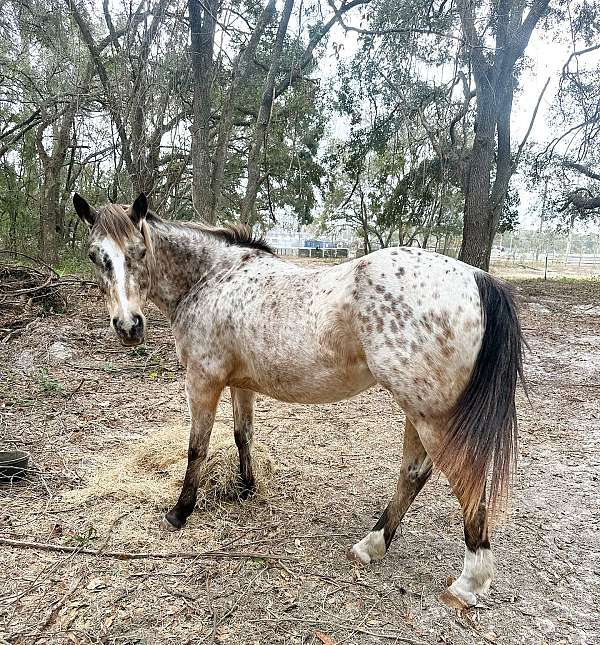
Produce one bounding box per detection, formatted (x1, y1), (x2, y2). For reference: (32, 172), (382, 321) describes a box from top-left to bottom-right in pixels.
(189, 0), (217, 221)
(456, 0), (550, 270)
(240, 0), (295, 225)
(458, 85), (496, 270)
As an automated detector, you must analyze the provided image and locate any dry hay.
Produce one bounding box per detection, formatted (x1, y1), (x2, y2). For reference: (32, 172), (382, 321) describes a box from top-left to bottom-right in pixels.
(65, 421), (276, 511)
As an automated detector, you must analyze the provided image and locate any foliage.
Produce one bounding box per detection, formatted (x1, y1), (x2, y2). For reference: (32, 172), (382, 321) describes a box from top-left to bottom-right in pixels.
(0, 0), (351, 260)
(0, 0), (594, 266)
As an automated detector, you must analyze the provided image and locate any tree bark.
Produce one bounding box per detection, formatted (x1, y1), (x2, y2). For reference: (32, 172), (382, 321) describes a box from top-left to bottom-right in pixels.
(240, 0), (295, 225)
(189, 0), (218, 221)
(456, 0), (550, 270)
(208, 0), (277, 222)
(36, 105), (77, 264)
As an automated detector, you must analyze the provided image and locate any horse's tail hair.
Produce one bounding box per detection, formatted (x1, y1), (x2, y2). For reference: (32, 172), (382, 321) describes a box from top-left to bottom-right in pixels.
(436, 271), (526, 522)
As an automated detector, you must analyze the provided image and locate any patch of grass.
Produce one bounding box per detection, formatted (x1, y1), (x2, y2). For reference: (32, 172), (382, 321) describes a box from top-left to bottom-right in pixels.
(64, 525), (98, 547)
(35, 369), (65, 394)
(53, 254), (92, 277)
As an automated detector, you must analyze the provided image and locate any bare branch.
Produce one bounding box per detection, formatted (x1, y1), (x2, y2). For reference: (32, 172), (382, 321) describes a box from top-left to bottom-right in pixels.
(514, 76), (551, 168)
(562, 161), (600, 182)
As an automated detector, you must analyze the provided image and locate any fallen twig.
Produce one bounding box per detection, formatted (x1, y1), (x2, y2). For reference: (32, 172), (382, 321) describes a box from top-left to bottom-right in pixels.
(0, 250), (60, 277)
(0, 536), (298, 562)
(35, 576), (83, 640)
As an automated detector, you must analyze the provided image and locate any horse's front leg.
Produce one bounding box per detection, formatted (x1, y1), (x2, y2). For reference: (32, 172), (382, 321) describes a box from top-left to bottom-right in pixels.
(162, 370), (223, 530)
(231, 387), (256, 498)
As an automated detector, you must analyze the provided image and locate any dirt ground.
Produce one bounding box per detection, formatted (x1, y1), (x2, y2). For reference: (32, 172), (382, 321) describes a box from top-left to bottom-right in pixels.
(0, 263), (599, 644)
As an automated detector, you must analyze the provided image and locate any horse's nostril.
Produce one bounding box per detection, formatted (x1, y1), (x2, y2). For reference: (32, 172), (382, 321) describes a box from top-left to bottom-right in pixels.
(111, 317), (118, 328)
(133, 314), (143, 330)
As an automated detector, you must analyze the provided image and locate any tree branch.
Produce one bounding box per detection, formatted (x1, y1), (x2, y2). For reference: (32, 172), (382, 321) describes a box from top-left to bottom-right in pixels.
(275, 0), (369, 98)
(514, 76), (551, 168)
(562, 161), (600, 182)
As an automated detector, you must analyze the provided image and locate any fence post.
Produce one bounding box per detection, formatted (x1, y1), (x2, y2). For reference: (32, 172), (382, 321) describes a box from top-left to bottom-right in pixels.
(544, 254), (548, 281)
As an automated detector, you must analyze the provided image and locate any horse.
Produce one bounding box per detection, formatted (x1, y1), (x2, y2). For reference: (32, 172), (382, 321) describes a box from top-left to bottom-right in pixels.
(73, 192), (525, 608)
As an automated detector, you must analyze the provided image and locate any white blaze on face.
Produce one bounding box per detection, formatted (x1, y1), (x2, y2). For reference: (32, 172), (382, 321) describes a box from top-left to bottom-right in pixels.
(100, 236), (132, 329)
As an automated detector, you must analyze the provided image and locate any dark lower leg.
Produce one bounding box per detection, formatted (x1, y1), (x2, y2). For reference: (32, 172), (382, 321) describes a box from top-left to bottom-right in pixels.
(165, 442), (209, 528)
(349, 419), (432, 563)
(373, 435), (432, 548)
(464, 496), (490, 553)
(232, 387), (256, 497)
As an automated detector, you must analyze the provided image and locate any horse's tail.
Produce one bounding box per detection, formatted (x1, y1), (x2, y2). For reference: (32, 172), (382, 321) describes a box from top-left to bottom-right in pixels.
(437, 271), (526, 521)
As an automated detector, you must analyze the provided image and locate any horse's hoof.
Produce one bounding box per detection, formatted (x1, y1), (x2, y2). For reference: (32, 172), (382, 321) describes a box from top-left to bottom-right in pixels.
(160, 512), (183, 532)
(439, 587), (476, 610)
(346, 545), (370, 564)
(347, 529), (385, 564)
(239, 481), (256, 500)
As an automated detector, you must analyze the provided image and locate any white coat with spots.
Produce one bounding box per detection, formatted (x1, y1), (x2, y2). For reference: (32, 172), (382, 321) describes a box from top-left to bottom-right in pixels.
(74, 193), (526, 609)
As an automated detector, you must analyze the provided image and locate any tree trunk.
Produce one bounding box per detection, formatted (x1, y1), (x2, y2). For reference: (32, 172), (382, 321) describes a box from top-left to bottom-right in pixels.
(456, 0), (550, 270)
(240, 0), (295, 225)
(209, 0), (276, 222)
(189, 0), (217, 221)
(36, 106), (76, 264)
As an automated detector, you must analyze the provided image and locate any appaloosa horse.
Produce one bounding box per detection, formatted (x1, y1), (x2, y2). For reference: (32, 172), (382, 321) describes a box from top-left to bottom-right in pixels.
(74, 192), (525, 607)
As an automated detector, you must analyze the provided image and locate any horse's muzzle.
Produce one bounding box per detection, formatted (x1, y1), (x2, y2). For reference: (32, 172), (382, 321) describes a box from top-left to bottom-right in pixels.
(112, 314), (145, 347)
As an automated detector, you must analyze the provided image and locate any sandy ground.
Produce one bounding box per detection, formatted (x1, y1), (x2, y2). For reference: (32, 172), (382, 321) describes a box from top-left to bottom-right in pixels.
(0, 264), (599, 644)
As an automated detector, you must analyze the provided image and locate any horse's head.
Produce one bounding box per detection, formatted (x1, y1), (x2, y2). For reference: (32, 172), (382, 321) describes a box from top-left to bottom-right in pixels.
(74, 192), (152, 347)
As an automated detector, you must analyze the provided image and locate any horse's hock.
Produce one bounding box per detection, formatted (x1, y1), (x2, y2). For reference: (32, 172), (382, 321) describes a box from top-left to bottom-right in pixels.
(65, 421), (276, 511)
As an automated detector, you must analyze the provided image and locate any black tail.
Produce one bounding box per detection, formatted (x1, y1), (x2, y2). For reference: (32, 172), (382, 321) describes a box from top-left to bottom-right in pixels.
(437, 271), (526, 521)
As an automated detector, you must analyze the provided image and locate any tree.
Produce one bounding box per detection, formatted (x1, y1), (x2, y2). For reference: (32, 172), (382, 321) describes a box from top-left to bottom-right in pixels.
(455, 0), (551, 269)
(323, 127), (462, 253)
(331, 0), (551, 269)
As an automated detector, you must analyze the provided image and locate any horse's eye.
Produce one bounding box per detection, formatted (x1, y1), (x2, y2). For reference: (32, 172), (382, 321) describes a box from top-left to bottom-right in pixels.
(139, 248), (146, 259)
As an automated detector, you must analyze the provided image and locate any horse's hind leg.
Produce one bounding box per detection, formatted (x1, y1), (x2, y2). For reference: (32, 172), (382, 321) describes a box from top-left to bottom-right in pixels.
(441, 490), (493, 608)
(413, 420), (494, 608)
(349, 418), (432, 564)
(231, 387), (256, 498)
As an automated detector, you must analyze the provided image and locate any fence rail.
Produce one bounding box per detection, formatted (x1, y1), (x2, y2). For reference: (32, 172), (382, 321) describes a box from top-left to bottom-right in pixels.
(275, 247), (349, 259)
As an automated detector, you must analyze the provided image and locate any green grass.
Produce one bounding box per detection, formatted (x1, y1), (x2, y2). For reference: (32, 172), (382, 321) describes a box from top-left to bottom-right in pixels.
(35, 369), (65, 394)
(53, 254), (92, 277)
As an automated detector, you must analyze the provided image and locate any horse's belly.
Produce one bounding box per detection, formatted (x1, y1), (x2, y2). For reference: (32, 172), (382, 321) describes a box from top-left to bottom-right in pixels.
(229, 361), (376, 404)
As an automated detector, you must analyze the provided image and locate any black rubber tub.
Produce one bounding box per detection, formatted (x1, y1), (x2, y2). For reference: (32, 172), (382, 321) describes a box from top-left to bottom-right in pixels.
(0, 450), (30, 483)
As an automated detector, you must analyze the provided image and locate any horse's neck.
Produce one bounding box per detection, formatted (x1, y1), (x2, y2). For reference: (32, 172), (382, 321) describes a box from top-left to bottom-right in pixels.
(147, 222), (227, 319)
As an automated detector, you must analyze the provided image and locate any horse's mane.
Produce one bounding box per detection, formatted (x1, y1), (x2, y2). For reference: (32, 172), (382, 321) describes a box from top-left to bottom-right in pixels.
(145, 211), (274, 254)
(95, 204), (137, 244)
(94, 203), (273, 255)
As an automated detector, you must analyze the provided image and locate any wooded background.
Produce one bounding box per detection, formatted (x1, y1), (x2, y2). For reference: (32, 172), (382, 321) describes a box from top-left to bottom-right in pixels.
(1, 0), (599, 270)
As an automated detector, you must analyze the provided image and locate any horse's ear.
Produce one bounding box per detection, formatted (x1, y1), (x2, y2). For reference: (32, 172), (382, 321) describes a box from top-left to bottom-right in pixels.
(131, 193), (148, 226)
(73, 193), (96, 227)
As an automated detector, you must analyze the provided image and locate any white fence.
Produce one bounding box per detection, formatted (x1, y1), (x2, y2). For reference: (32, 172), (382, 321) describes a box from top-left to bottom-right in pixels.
(274, 247), (349, 259)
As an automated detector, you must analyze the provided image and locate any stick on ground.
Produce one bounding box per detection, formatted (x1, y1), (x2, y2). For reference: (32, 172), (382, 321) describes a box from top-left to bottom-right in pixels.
(0, 537), (298, 562)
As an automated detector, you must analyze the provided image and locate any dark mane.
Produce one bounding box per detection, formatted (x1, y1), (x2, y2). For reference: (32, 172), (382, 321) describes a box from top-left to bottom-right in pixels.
(146, 211), (274, 254)
(208, 223), (274, 254)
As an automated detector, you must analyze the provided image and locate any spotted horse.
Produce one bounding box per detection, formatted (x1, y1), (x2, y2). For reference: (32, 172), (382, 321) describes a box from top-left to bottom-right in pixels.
(74, 192), (526, 608)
